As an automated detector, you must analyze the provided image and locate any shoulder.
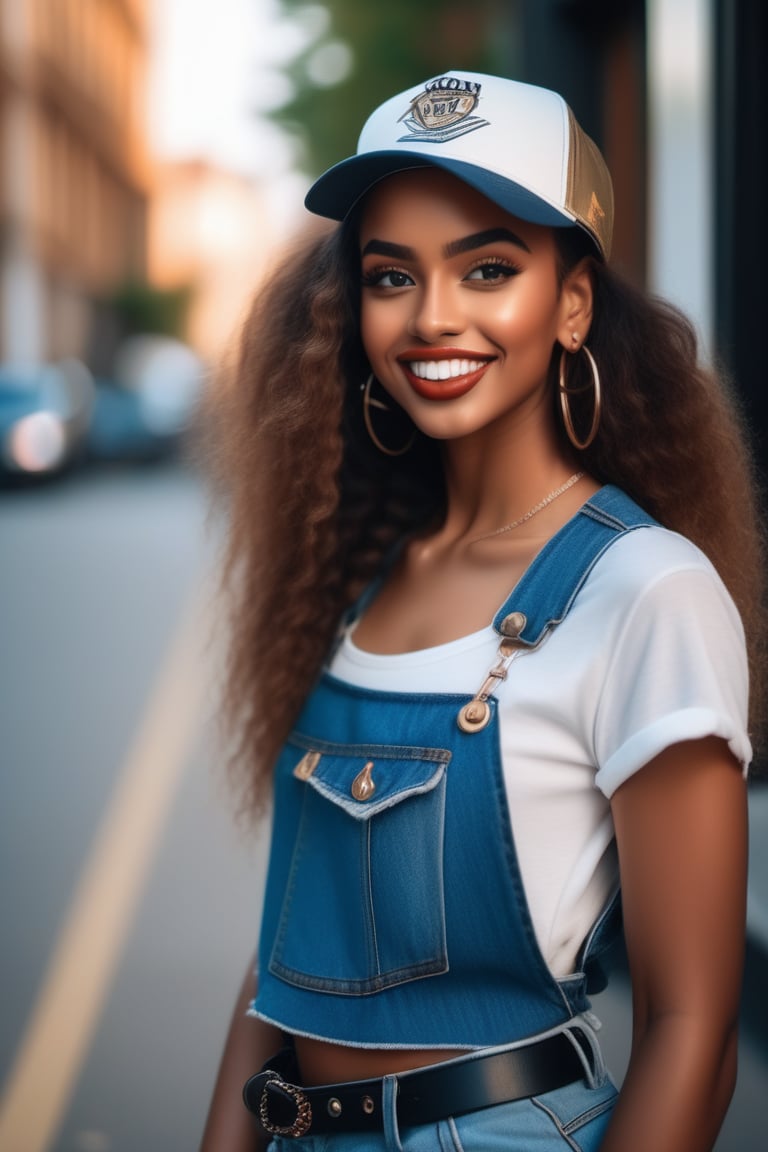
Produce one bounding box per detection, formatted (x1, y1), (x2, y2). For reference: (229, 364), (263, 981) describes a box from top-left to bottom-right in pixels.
(567, 522), (746, 664)
(586, 524), (738, 620)
(586, 527), (751, 792)
(594, 522), (717, 584)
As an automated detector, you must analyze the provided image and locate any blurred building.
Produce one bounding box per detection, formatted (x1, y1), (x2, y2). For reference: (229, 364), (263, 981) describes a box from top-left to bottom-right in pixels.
(148, 160), (270, 362)
(0, 0), (149, 366)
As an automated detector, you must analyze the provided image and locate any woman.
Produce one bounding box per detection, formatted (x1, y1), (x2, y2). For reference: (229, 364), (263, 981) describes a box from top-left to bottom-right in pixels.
(202, 72), (763, 1151)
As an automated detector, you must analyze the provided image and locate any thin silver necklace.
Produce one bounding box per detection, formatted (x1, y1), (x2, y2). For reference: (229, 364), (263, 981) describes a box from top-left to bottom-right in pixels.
(471, 471), (585, 543)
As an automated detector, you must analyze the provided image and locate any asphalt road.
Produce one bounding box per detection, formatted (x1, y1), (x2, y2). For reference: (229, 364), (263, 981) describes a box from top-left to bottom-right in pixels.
(0, 463), (765, 1151)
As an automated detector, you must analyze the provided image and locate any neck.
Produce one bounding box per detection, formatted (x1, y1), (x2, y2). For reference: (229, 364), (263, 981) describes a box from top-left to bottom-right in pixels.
(439, 411), (580, 544)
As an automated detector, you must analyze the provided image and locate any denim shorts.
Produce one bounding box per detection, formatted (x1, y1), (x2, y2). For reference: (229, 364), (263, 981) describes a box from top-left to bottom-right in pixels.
(267, 1024), (618, 1152)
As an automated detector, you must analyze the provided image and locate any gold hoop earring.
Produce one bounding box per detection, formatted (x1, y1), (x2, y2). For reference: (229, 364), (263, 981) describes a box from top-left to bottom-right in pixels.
(558, 344), (601, 450)
(362, 374), (415, 457)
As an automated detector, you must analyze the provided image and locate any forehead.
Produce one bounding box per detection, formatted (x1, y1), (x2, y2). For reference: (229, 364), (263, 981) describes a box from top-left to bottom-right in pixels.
(358, 167), (553, 250)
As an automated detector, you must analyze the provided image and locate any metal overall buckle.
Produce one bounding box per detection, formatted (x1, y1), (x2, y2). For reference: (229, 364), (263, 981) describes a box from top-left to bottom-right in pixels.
(457, 612), (529, 733)
(258, 1071), (313, 1138)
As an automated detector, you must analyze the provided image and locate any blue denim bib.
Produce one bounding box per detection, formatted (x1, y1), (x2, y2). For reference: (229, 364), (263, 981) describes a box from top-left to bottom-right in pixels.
(254, 487), (656, 1048)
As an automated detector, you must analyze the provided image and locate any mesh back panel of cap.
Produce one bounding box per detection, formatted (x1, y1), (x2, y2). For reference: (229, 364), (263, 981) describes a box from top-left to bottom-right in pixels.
(565, 107), (614, 260)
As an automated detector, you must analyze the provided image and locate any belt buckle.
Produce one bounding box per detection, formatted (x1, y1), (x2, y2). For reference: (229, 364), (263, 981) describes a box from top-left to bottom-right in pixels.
(259, 1071), (313, 1138)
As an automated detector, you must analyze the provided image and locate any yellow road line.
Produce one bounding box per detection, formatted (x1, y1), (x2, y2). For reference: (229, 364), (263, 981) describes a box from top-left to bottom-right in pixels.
(0, 585), (212, 1152)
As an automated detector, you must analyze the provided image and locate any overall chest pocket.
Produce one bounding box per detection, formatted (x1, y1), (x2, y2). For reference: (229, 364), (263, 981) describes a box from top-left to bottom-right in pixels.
(269, 738), (450, 995)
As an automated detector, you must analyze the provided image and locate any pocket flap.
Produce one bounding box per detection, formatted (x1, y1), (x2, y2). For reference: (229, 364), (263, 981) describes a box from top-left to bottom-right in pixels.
(292, 743), (449, 820)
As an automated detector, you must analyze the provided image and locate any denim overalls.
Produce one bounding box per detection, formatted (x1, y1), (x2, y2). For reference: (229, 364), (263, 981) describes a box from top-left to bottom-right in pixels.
(253, 486), (655, 1149)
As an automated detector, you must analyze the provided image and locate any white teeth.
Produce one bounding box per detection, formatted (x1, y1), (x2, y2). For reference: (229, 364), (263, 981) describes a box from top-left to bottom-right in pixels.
(408, 359), (485, 381)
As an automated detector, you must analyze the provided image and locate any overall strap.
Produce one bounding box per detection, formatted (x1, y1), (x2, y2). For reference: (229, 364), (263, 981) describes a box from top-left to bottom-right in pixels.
(458, 486), (657, 733)
(492, 485), (658, 645)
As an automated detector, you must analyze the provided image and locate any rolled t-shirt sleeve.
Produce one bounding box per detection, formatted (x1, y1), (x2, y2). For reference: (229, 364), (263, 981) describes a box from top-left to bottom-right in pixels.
(594, 560), (751, 798)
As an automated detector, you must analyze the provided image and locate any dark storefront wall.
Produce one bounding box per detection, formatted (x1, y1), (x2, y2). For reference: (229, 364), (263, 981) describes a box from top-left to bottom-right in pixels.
(715, 0), (768, 479)
(513, 0), (647, 284)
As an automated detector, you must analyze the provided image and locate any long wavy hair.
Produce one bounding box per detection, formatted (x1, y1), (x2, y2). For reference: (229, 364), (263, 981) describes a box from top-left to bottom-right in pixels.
(206, 215), (767, 815)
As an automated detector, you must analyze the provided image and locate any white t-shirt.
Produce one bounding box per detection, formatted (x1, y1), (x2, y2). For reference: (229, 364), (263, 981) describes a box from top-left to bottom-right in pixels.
(329, 526), (751, 977)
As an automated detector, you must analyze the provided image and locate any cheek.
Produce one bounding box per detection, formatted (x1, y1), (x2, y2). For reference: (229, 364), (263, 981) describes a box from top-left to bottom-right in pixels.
(482, 287), (561, 345)
(488, 319), (560, 375)
(360, 299), (399, 370)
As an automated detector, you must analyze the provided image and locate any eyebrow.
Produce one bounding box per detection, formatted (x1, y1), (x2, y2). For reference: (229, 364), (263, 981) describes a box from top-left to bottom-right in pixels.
(361, 239), (414, 260)
(361, 227), (531, 261)
(445, 228), (531, 257)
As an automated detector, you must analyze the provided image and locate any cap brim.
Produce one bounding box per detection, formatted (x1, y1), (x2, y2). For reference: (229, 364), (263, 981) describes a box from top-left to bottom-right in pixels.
(305, 150), (577, 231)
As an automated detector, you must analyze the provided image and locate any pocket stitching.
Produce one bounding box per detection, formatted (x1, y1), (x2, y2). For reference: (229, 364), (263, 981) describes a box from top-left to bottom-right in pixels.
(270, 758), (449, 994)
(308, 760), (446, 820)
(532, 1090), (616, 1144)
(561, 1096), (616, 1135)
(290, 730), (452, 763)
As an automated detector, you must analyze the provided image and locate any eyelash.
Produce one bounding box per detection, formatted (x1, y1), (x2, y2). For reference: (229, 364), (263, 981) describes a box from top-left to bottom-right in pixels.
(361, 258), (522, 290)
(464, 258), (522, 282)
(361, 266), (412, 289)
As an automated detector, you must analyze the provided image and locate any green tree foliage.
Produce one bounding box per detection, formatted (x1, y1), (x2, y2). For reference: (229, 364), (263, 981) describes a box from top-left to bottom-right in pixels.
(109, 282), (193, 340)
(270, 0), (514, 175)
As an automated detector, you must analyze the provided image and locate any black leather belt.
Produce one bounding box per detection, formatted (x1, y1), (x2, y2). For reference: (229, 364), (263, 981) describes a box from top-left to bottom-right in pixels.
(243, 1031), (587, 1139)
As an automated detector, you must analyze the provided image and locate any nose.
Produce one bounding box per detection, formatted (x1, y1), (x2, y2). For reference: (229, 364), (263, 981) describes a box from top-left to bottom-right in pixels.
(407, 275), (464, 342)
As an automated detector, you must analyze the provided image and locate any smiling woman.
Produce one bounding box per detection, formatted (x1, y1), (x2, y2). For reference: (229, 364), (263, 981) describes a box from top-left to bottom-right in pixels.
(358, 172), (583, 444)
(202, 71), (765, 1152)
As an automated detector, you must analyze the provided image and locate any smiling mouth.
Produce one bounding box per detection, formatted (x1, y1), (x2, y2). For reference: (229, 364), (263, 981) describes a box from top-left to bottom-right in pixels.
(407, 357), (488, 381)
(398, 353), (494, 401)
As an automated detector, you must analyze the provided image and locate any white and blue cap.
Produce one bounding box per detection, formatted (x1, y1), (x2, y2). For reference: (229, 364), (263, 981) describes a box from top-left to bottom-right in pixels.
(305, 70), (614, 260)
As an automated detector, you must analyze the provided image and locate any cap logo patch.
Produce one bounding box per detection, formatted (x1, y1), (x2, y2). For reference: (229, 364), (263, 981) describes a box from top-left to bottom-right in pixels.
(587, 191), (605, 228)
(398, 76), (489, 144)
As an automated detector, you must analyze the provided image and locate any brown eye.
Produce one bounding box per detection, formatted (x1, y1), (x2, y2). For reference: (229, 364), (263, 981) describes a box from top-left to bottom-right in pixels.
(362, 268), (414, 289)
(465, 261), (519, 282)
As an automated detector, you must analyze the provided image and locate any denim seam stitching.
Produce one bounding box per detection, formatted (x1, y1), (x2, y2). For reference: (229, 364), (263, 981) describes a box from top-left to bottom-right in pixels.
(445, 1116), (464, 1152)
(308, 764), (446, 818)
(562, 1097), (616, 1133)
(269, 788), (309, 977)
(365, 820), (381, 976)
(268, 956), (449, 995)
(530, 1098), (582, 1150)
(290, 731), (452, 763)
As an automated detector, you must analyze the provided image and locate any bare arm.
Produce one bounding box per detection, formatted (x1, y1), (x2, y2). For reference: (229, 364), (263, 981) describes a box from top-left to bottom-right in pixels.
(601, 736), (748, 1152)
(199, 954), (284, 1152)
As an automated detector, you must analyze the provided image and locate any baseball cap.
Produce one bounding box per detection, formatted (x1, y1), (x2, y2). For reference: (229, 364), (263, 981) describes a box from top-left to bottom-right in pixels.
(305, 71), (613, 260)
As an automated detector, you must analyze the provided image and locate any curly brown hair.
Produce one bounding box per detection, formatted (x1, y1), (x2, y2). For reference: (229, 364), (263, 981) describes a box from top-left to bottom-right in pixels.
(206, 218), (767, 815)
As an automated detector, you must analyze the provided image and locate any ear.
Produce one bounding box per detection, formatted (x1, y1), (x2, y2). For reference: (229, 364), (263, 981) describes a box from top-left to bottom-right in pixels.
(556, 260), (594, 351)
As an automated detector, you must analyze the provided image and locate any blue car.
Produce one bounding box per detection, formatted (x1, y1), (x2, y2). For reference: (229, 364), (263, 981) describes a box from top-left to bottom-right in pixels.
(87, 336), (204, 463)
(0, 361), (93, 479)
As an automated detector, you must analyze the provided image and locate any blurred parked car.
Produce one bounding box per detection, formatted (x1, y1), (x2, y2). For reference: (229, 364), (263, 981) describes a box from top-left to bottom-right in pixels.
(0, 360), (94, 480)
(87, 336), (203, 463)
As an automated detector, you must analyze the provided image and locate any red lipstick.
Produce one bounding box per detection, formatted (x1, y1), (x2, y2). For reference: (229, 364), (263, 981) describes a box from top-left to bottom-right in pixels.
(397, 349), (494, 402)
